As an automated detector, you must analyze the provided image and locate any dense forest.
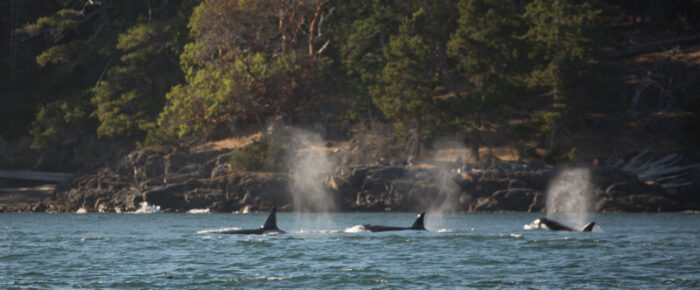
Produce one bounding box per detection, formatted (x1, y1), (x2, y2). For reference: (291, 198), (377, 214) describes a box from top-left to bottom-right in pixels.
(2, 0), (700, 171)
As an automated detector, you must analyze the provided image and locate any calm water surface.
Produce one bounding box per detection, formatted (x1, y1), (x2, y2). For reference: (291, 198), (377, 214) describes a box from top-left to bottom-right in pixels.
(1, 212), (698, 288)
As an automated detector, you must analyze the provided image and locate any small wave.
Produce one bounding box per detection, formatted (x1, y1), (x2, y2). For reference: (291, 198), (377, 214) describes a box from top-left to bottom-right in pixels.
(523, 220), (544, 230)
(197, 227), (241, 234)
(470, 279), (517, 287)
(80, 236), (103, 241)
(265, 276), (290, 281)
(374, 279), (389, 284)
(187, 208), (210, 214)
(495, 233), (523, 239)
(129, 202), (160, 214)
(344, 225), (369, 233)
(665, 278), (697, 286)
(297, 229), (342, 234)
(233, 205), (251, 214)
(437, 228), (453, 233)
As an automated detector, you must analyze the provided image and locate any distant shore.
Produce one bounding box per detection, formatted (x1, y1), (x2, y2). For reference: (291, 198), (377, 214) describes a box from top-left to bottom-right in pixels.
(2, 149), (697, 213)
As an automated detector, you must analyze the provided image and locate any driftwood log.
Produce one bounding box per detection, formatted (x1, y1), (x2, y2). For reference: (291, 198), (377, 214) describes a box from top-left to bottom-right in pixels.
(604, 148), (698, 188)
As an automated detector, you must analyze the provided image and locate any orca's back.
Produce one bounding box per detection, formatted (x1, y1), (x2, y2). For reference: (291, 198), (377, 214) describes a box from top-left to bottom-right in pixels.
(580, 222), (596, 232)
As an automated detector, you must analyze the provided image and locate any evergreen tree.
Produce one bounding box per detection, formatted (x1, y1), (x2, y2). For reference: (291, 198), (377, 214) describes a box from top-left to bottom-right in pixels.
(371, 12), (440, 156)
(324, 0), (404, 121)
(16, 2), (116, 148)
(447, 0), (524, 160)
(91, 1), (197, 141)
(14, 0), (197, 149)
(521, 0), (602, 151)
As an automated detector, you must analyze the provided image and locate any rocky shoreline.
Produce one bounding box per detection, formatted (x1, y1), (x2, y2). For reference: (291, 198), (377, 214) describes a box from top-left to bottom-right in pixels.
(2, 149), (697, 213)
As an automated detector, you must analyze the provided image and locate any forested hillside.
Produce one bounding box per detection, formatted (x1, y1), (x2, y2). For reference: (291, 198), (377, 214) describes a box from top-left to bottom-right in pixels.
(2, 0), (699, 171)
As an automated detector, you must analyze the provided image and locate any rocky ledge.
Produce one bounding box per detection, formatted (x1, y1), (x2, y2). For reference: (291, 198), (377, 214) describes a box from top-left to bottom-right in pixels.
(2, 150), (698, 213)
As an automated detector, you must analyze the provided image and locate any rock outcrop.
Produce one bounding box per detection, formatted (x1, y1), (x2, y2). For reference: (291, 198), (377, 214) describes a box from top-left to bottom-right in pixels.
(5, 150), (697, 213)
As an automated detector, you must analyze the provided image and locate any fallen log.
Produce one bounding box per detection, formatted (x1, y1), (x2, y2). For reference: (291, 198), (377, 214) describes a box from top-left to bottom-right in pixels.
(0, 170), (73, 182)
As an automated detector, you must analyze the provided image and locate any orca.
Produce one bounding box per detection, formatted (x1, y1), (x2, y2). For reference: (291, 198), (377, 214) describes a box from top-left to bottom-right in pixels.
(220, 206), (285, 235)
(531, 217), (595, 232)
(361, 212), (427, 232)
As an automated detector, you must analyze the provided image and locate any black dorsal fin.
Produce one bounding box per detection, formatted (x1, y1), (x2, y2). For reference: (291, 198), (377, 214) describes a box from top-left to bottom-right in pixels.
(410, 212), (426, 230)
(261, 206), (278, 230)
(580, 222), (596, 232)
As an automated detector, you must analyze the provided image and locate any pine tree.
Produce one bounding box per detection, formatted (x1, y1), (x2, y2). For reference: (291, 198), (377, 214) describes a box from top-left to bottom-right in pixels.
(521, 0), (602, 151)
(371, 12), (439, 157)
(447, 0), (524, 160)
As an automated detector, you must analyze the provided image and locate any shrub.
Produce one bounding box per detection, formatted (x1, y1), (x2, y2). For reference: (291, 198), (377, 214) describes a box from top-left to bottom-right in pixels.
(227, 140), (286, 171)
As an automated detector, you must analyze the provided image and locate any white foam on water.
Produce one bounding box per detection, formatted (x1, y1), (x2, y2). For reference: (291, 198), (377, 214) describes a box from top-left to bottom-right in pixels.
(130, 202), (160, 214)
(523, 219), (547, 231)
(296, 229), (342, 234)
(437, 228), (453, 233)
(265, 276), (290, 281)
(344, 225), (369, 233)
(197, 227), (241, 234)
(510, 233), (523, 239)
(234, 206), (251, 214)
(187, 208), (210, 214)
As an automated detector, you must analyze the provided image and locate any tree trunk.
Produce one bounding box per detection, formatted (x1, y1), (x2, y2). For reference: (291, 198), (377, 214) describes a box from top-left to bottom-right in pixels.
(160, 0), (169, 20)
(471, 117), (482, 162)
(435, 40), (456, 93)
(98, 1), (115, 43)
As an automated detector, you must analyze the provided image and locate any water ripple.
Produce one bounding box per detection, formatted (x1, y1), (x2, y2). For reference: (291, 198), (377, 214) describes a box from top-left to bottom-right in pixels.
(1, 213), (698, 288)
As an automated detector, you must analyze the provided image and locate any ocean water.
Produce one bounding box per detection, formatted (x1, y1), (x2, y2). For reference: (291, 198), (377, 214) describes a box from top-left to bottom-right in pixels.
(1, 212), (698, 288)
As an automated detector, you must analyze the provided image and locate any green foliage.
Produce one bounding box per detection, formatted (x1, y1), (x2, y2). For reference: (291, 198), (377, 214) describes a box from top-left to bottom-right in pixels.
(337, 1), (400, 82)
(92, 19), (187, 140)
(18, 3), (116, 148)
(30, 96), (92, 149)
(155, 0), (332, 141)
(4, 0), (671, 168)
(527, 146), (578, 165)
(509, 112), (557, 142)
(228, 140), (286, 171)
(325, 1), (404, 120)
(447, 0), (524, 110)
(35, 41), (86, 67)
(521, 0), (602, 107)
(19, 9), (82, 39)
(371, 15), (438, 128)
(518, 0), (604, 151)
(158, 51), (316, 138)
